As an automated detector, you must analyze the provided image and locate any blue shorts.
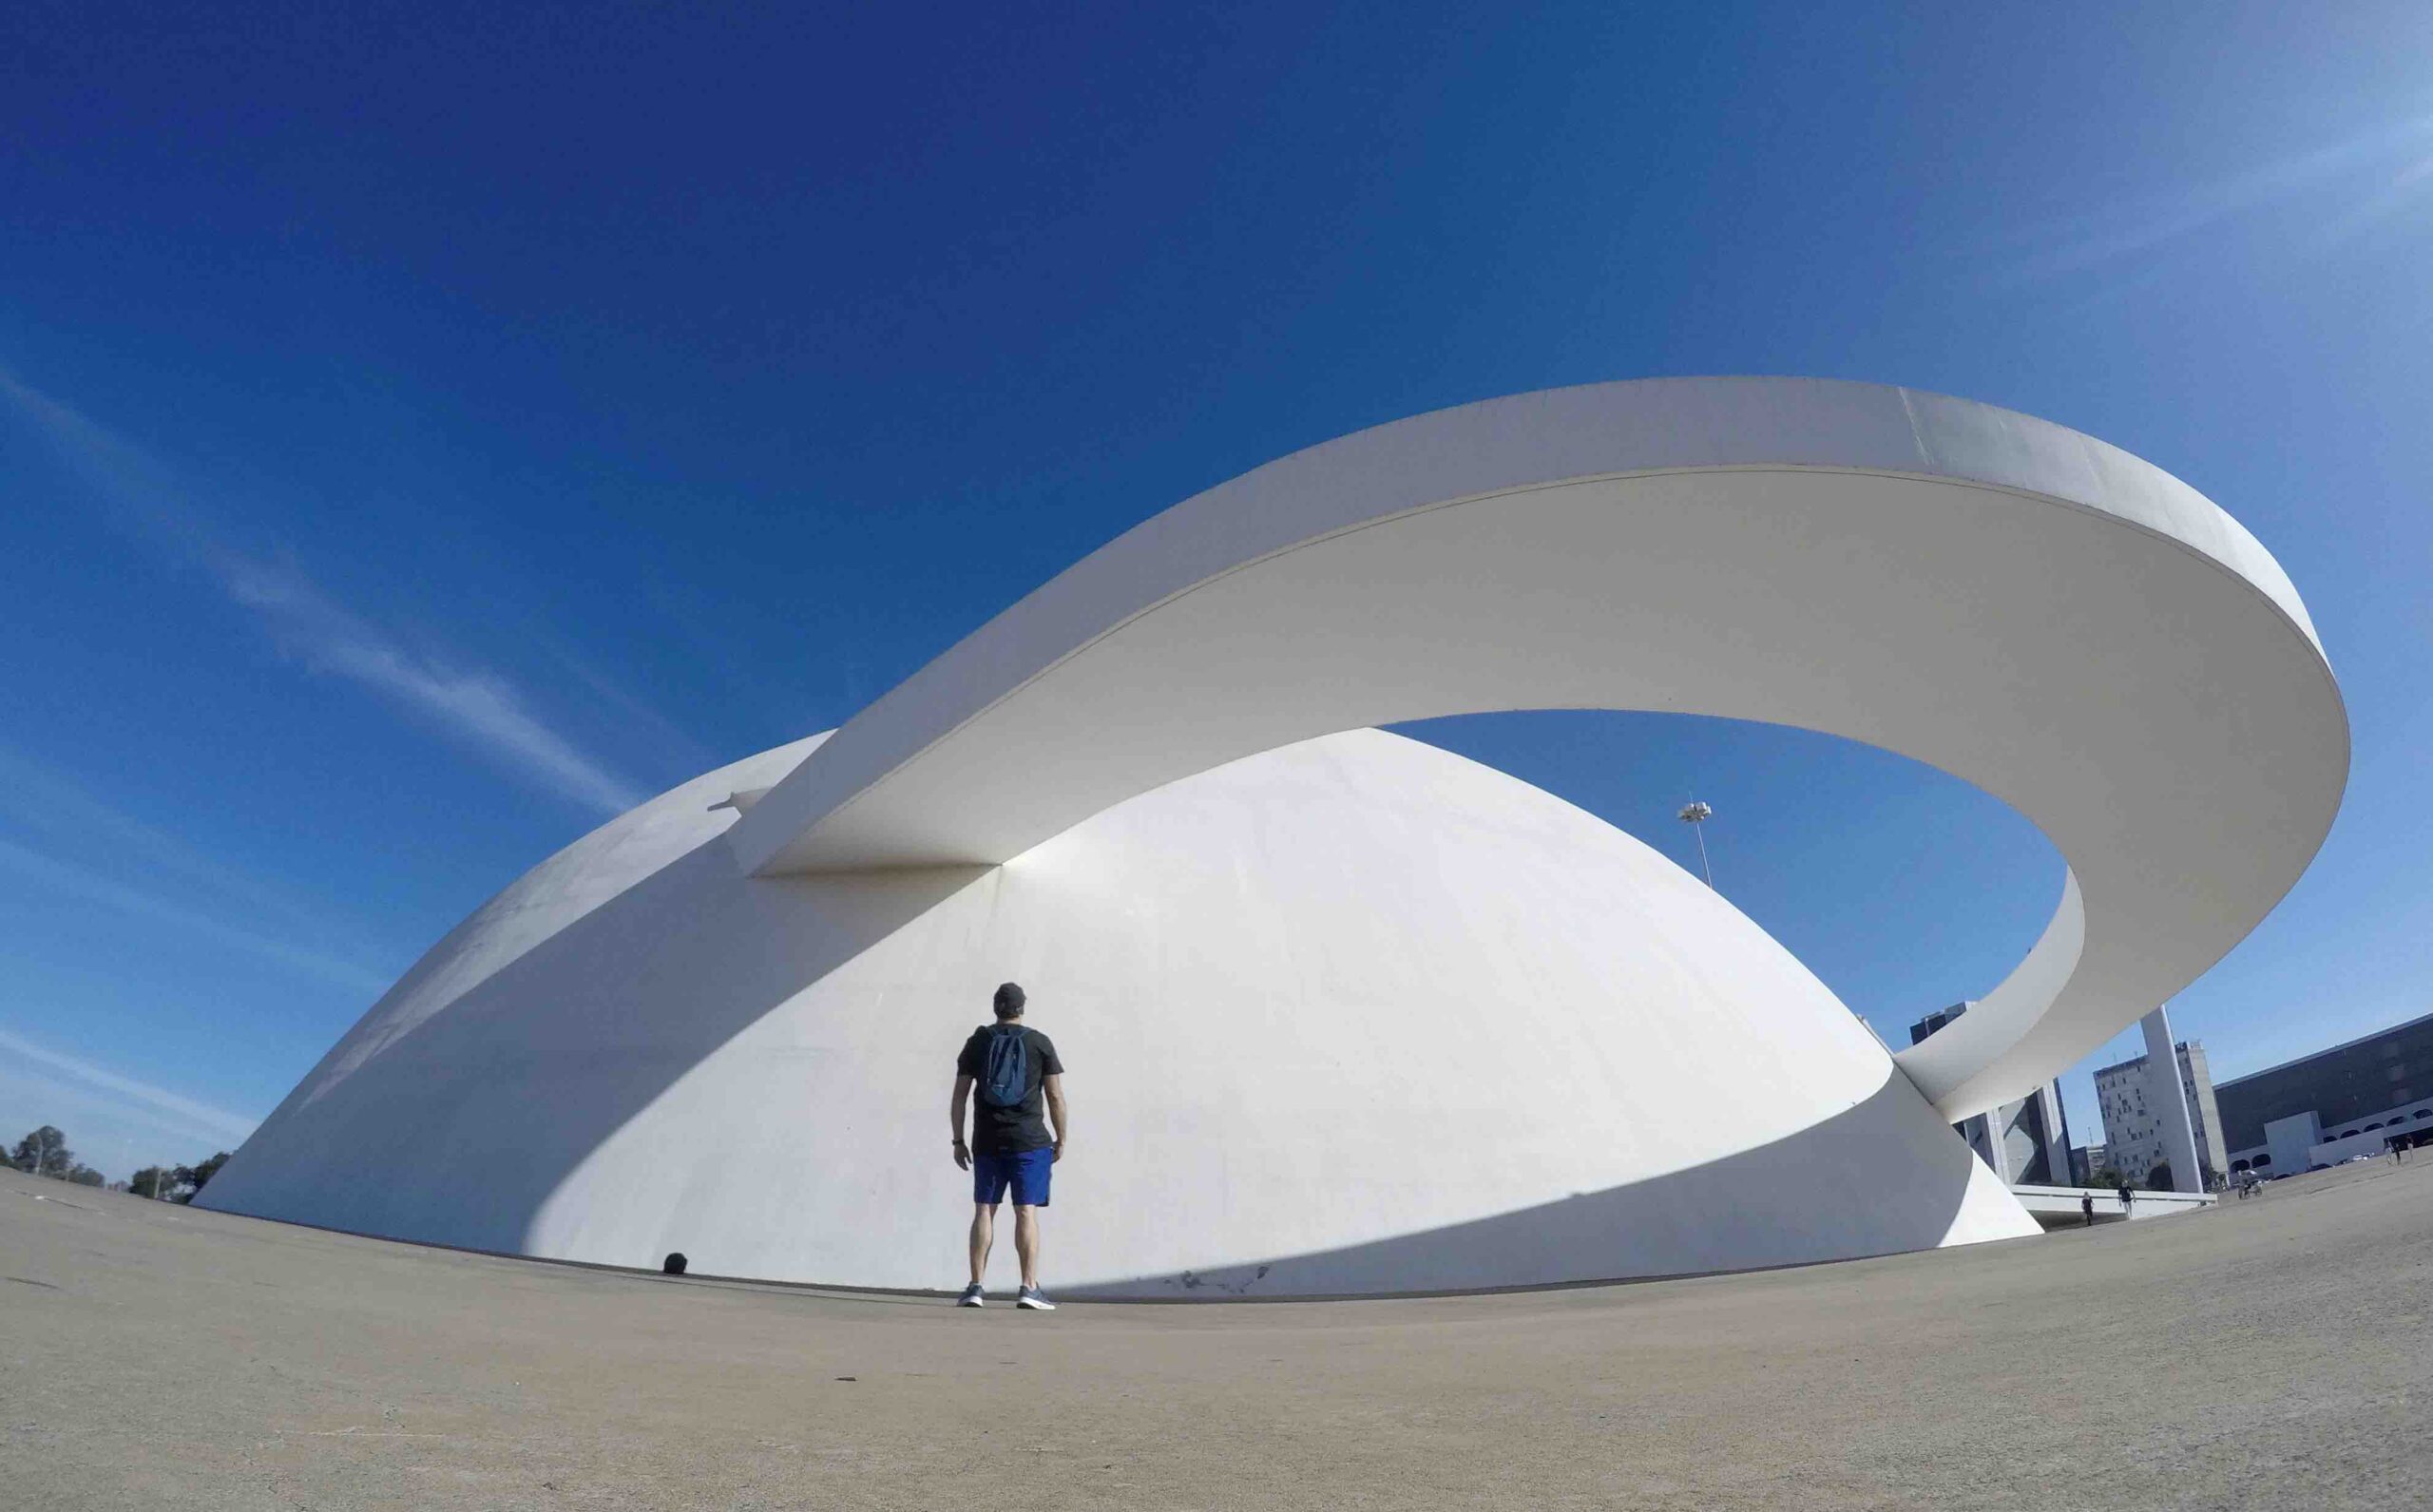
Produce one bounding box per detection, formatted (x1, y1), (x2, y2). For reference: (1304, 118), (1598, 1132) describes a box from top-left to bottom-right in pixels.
(972, 1146), (1053, 1208)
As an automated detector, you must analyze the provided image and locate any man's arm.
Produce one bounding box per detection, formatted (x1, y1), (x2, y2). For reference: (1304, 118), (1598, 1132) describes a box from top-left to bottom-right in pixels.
(1043, 1072), (1066, 1162)
(950, 1074), (973, 1170)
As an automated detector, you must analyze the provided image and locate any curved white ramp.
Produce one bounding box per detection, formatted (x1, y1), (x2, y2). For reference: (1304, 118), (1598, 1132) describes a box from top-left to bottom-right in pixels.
(201, 378), (2344, 1294)
(729, 378), (2347, 1119)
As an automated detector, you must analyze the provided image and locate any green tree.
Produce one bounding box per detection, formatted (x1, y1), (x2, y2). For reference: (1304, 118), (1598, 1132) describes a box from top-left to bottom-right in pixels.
(2145, 1161), (2174, 1192)
(66, 1164), (104, 1187)
(10, 1126), (71, 1177)
(169, 1151), (232, 1203)
(129, 1165), (175, 1199)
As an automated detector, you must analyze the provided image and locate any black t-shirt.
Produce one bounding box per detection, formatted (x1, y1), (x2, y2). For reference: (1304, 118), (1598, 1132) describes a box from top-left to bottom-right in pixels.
(956, 1024), (1064, 1155)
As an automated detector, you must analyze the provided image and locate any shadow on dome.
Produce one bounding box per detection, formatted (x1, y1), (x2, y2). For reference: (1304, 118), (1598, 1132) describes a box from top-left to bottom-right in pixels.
(1066, 1068), (2005, 1299)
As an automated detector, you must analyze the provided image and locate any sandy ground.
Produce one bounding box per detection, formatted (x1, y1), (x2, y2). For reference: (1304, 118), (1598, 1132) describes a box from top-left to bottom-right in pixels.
(2, 1158), (2427, 1511)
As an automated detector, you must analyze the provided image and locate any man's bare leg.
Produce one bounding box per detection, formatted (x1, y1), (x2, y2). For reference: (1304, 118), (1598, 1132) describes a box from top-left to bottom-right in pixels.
(1013, 1204), (1042, 1289)
(968, 1203), (997, 1287)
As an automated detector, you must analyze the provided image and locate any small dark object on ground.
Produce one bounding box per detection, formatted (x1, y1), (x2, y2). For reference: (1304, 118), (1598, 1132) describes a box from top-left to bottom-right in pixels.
(662, 1253), (687, 1275)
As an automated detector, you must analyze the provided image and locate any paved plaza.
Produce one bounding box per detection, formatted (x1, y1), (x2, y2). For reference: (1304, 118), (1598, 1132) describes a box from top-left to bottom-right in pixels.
(4, 1158), (2426, 1510)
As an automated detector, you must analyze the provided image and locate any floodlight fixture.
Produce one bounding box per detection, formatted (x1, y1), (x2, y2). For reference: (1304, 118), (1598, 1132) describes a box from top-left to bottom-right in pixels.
(1676, 800), (1715, 888)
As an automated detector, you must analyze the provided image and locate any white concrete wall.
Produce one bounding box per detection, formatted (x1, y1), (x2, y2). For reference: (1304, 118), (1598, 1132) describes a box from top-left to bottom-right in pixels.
(2264, 1112), (2324, 1176)
(199, 377), (2346, 1293)
(204, 729), (2036, 1296)
(2141, 1009), (2205, 1194)
(724, 379), (2347, 1127)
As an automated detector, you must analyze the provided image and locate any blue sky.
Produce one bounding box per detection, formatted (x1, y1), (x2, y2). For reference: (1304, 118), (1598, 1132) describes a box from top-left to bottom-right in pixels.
(3, 2), (2429, 1177)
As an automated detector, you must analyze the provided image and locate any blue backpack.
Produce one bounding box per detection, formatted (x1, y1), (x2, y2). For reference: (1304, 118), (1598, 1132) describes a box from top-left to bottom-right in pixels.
(980, 1025), (1031, 1108)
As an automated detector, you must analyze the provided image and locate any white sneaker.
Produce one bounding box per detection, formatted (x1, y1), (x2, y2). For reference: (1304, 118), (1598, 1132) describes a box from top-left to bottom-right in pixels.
(1016, 1286), (1056, 1311)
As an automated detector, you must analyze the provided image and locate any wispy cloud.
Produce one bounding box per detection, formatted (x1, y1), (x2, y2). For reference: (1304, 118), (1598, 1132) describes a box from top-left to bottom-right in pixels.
(1993, 113), (2433, 286)
(0, 364), (647, 816)
(0, 1026), (259, 1146)
(0, 835), (391, 994)
(0, 740), (371, 943)
(211, 554), (645, 814)
(545, 639), (721, 776)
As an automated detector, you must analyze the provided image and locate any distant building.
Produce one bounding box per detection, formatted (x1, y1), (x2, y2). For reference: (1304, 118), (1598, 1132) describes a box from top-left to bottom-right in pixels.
(2214, 1010), (2433, 1177)
(1909, 1004), (1968, 1043)
(2095, 1039), (2224, 1189)
(2071, 1142), (2108, 1185)
(1909, 1002), (2072, 1185)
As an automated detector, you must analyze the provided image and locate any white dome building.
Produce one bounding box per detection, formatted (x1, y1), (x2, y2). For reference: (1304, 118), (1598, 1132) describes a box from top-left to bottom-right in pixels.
(202, 377), (2345, 1295)
(201, 725), (2037, 1295)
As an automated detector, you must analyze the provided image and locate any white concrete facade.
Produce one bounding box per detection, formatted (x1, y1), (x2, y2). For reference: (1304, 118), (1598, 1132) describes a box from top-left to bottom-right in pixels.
(2142, 1008), (2207, 1194)
(2236, 1099), (2433, 1174)
(201, 378), (2346, 1295)
(1914, 1003), (2072, 1187)
(726, 377), (2347, 1126)
(1954, 1086), (2070, 1188)
(201, 729), (2036, 1294)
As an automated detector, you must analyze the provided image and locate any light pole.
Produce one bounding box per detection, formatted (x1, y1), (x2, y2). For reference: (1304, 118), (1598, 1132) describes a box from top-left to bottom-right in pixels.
(1676, 800), (1715, 889)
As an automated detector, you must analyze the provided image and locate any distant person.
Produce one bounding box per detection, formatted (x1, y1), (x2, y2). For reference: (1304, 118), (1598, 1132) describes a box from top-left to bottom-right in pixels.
(2080, 1193), (2095, 1227)
(2393, 1142), (2407, 1166)
(2117, 1180), (2134, 1214)
(950, 982), (1066, 1311)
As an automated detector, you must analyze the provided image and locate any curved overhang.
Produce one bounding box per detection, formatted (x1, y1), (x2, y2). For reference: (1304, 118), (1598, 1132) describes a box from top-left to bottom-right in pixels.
(726, 376), (2348, 1120)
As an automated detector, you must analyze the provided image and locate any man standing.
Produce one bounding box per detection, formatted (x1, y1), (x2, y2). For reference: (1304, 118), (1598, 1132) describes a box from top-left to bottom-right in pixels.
(951, 982), (1065, 1310)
